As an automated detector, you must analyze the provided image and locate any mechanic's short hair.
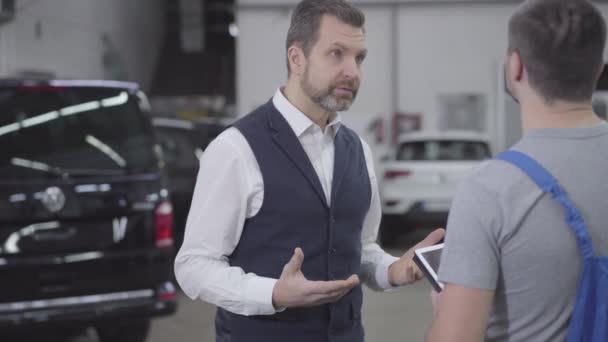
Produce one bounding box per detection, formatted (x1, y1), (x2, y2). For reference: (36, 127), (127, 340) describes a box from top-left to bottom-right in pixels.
(508, 0), (606, 103)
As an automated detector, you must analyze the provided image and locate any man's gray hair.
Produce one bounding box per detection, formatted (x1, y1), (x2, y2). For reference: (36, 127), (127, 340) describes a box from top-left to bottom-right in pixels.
(286, 0), (365, 75)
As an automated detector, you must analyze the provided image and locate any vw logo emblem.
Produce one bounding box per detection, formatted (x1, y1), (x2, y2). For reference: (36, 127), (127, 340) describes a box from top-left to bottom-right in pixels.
(40, 187), (66, 213)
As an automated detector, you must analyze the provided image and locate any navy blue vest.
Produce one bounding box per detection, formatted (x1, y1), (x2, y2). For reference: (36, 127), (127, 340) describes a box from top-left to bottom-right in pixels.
(215, 100), (371, 342)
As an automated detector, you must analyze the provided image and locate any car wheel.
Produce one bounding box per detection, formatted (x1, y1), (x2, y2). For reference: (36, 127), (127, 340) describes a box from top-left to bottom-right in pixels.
(96, 319), (150, 342)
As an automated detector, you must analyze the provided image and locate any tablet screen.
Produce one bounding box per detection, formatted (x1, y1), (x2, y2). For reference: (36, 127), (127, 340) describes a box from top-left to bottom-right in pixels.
(414, 243), (444, 292)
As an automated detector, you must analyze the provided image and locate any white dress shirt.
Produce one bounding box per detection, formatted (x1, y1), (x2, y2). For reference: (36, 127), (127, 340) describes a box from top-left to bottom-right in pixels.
(174, 88), (399, 316)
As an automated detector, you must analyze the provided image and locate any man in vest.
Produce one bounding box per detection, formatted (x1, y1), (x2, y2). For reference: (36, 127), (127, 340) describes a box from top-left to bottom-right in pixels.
(175, 0), (444, 341)
(426, 0), (608, 341)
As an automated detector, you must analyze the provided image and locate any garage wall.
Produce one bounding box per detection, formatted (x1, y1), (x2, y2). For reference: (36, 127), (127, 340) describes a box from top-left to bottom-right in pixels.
(236, 0), (608, 153)
(0, 0), (165, 91)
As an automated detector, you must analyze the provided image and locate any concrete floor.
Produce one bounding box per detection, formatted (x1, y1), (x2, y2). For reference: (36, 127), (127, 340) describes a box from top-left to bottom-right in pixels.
(1, 237), (436, 342)
(145, 276), (434, 342)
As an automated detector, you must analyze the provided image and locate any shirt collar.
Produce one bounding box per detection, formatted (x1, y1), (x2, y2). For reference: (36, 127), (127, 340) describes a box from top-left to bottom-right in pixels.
(272, 88), (342, 137)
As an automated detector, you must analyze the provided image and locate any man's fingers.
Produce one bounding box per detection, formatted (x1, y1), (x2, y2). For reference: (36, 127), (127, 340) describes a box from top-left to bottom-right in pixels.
(407, 263), (423, 282)
(345, 274), (360, 287)
(308, 288), (352, 306)
(282, 247), (305, 275)
(302, 275), (361, 306)
(324, 286), (354, 299)
(307, 275), (360, 295)
(401, 228), (445, 264)
(307, 280), (353, 295)
(415, 228), (446, 249)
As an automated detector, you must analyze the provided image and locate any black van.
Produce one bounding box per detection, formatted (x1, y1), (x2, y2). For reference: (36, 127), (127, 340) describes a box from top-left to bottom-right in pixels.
(151, 117), (228, 249)
(0, 79), (177, 341)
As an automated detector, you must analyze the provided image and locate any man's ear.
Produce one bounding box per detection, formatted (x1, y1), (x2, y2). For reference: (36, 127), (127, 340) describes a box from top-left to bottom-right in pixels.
(287, 45), (306, 77)
(508, 50), (524, 83)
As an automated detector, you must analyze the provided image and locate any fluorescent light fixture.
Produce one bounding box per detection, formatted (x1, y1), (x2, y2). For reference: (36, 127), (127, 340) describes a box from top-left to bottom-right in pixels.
(3, 221), (60, 254)
(136, 90), (151, 112)
(60, 101), (100, 116)
(75, 184), (98, 193)
(195, 148), (204, 160)
(0, 90), (132, 138)
(63, 252), (103, 263)
(21, 111), (59, 128)
(9, 193), (26, 203)
(75, 183), (113, 193)
(101, 91), (128, 107)
(85, 135), (127, 167)
(49, 79), (138, 90)
(229, 23), (239, 37)
(0, 123), (19, 137)
(152, 118), (194, 130)
(11, 157), (51, 172)
(146, 193), (159, 202)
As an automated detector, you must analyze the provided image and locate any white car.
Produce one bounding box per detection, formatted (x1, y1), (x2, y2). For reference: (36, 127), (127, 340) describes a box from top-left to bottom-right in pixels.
(378, 131), (491, 245)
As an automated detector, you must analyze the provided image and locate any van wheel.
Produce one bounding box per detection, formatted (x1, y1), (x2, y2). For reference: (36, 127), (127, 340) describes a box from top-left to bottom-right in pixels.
(96, 319), (150, 342)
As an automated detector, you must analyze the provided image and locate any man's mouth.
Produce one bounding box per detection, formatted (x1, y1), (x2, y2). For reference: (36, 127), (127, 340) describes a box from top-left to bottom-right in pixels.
(334, 86), (354, 95)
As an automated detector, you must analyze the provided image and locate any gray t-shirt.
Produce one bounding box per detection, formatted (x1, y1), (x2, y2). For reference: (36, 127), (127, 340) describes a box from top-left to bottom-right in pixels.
(438, 122), (608, 342)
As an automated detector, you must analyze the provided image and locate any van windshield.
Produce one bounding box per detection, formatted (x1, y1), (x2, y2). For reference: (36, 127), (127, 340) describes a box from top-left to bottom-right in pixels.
(0, 86), (158, 180)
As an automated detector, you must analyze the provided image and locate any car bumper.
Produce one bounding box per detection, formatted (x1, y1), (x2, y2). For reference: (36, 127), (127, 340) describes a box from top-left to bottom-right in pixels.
(0, 285), (177, 328)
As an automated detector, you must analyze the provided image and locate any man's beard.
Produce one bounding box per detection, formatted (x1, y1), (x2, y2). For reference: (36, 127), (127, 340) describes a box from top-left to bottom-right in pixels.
(301, 67), (359, 112)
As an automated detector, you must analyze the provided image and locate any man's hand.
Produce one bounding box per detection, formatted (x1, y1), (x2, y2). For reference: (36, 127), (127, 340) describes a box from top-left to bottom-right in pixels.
(272, 248), (360, 309)
(388, 228), (445, 286)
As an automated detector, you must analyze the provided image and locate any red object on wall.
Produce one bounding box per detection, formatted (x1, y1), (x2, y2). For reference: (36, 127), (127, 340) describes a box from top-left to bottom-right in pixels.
(392, 112), (421, 145)
(366, 117), (385, 143)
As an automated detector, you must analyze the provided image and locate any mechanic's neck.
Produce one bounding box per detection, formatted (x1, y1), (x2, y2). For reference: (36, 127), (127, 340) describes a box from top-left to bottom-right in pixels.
(283, 82), (335, 131)
(520, 94), (602, 134)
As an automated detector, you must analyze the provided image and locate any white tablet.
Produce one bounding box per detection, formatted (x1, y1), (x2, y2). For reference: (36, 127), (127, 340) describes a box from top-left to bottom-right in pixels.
(413, 243), (444, 292)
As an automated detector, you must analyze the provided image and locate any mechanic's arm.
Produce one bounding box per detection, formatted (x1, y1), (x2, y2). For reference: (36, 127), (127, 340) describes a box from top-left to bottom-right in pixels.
(426, 284), (494, 342)
(425, 173), (503, 341)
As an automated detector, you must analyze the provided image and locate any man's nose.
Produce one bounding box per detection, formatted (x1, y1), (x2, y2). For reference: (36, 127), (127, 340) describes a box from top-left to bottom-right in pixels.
(341, 57), (360, 80)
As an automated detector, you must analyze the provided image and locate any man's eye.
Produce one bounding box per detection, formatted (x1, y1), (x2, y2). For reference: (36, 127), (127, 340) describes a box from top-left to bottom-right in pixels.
(331, 50), (342, 58)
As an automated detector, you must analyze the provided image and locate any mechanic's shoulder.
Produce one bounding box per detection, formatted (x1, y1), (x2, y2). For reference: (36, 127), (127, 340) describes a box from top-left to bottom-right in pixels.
(464, 157), (527, 196)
